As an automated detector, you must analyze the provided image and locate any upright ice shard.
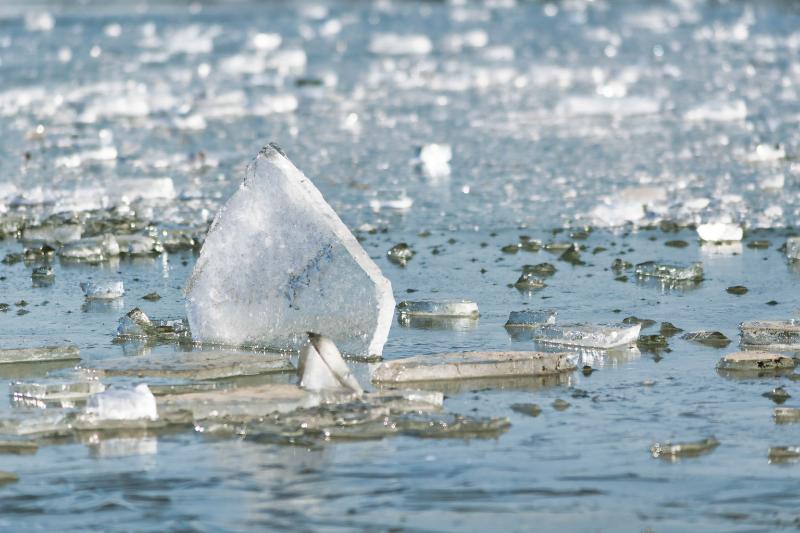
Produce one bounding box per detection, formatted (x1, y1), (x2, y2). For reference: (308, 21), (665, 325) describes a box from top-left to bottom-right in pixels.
(185, 144), (395, 356)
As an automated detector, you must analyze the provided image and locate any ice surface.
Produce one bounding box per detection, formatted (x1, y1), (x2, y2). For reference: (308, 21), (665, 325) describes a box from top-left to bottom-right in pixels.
(635, 261), (704, 282)
(684, 99), (747, 122)
(396, 299), (479, 318)
(90, 351), (295, 380)
(504, 310), (557, 328)
(739, 320), (800, 349)
(696, 223), (742, 242)
(298, 334), (364, 395)
(81, 280), (124, 299)
(533, 323), (641, 349)
(371, 351), (576, 383)
(0, 345), (80, 364)
(186, 144), (395, 357)
(85, 384), (158, 421)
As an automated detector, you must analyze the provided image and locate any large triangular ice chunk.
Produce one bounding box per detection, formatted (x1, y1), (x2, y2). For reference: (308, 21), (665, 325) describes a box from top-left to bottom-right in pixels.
(185, 143), (395, 356)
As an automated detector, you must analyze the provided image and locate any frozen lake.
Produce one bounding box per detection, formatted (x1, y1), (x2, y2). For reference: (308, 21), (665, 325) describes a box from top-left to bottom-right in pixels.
(1, 0), (800, 531)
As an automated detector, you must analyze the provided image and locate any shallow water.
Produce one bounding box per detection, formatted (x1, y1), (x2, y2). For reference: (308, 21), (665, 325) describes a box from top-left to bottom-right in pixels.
(1, 0), (800, 531)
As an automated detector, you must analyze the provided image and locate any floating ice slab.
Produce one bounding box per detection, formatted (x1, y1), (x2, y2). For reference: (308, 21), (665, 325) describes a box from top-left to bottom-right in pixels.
(90, 351), (295, 380)
(651, 437), (719, 460)
(717, 351), (795, 372)
(697, 223), (743, 242)
(298, 333), (363, 395)
(682, 331), (731, 348)
(185, 144), (394, 357)
(396, 299), (479, 318)
(11, 380), (105, 403)
(60, 234), (119, 261)
(81, 280), (124, 299)
(684, 99), (747, 122)
(533, 323), (641, 349)
(157, 384), (330, 421)
(785, 237), (800, 262)
(371, 351), (576, 383)
(635, 261), (704, 282)
(739, 320), (800, 350)
(85, 384), (158, 421)
(0, 345), (80, 364)
(504, 310), (557, 328)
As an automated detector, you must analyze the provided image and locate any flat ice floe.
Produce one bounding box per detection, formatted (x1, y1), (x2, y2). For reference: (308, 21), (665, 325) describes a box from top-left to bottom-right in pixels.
(185, 144), (395, 357)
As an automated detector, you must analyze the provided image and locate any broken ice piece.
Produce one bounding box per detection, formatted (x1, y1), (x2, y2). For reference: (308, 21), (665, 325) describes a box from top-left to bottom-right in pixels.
(298, 333), (363, 395)
(0, 440), (38, 455)
(116, 234), (163, 256)
(396, 299), (479, 318)
(417, 144), (452, 177)
(0, 472), (18, 484)
(533, 323), (641, 349)
(682, 331), (731, 348)
(369, 33), (432, 55)
(0, 345), (80, 364)
(185, 144), (395, 357)
(785, 237), (800, 262)
(740, 320), (800, 349)
(22, 223), (82, 244)
(371, 351), (576, 384)
(11, 380), (105, 403)
(59, 234), (119, 262)
(85, 384), (158, 421)
(717, 351), (795, 372)
(31, 266), (54, 283)
(81, 280), (124, 299)
(368, 189), (413, 212)
(635, 261), (704, 282)
(774, 408), (800, 424)
(387, 243), (414, 265)
(504, 310), (557, 328)
(697, 223), (743, 242)
(116, 308), (191, 342)
(650, 437), (719, 460)
(514, 272), (546, 291)
(768, 446), (800, 464)
(90, 351), (294, 380)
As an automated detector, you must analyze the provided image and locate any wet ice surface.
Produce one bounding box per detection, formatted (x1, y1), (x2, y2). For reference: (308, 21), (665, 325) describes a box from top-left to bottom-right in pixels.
(2, 0), (800, 531)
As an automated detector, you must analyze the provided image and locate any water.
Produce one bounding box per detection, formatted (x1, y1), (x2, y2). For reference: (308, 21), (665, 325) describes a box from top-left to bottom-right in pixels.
(1, 0), (800, 531)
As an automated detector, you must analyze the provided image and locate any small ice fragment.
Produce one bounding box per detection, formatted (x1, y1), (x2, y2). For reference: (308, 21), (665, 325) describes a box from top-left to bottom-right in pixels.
(635, 261), (704, 281)
(533, 323), (641, 349)
(24, 11), (55, 32)
(116, 234), (163, 256)
(85, 384), (158, 421)
(22, 223), (82, 244)
(417, 144), (452, 177)
(369, 190), (413, 212)
(298, 333), (363, 395)
(0, 440), (38, 455)
(116, 177), (176, 203)
(116, 307), (152, 337)
(185, 144), (394, 357)
(251, 32), (282, 51)
(747, 143), (785, 163)
(504, 310), (557, 328)
(116, 308), (191, 342)
(739, 320), (800, 350)
(0, 345), (80, 364)
(369, 33), (432, 55)
(81, 280), (124, 300)
(768, 447), (800, 464)
(774, 408), (800, 424)
(697, 223), (743, 242)
(785, 237), (800, 262)
(11, 380), (105, 403)
(372, 351), (576, 383)
(387, 243), (414, 265)
(91, 351), (294, 380)
(651, 437), (719, 460)
(31, 266), (54, 282)
(556, 95), (660, 117)
(681, 331), (731, 348)
(514, 272), (546, 290)
(684, 100), (747, 122)
(396, 299), (479, 318)
(60, 234), (119, 262)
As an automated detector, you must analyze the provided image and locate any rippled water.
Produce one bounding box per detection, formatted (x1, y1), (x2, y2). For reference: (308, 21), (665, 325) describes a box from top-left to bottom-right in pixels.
(1, 0), (800, 531)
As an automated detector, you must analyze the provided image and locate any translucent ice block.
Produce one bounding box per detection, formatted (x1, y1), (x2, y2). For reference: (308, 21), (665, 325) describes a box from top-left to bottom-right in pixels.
(635, 261), (704, 282)
(185, 144), (394, 357)
(371, 351), (576, 383)
(533, 323), (641, 349)
(298, 333), (363, 395)
(504, 310), (557, 328)
(81, 280), (124, 299)
(85, 384), (158, 421)
(739, 320), (800, 350)
(0, 345), (80, 364)
(396, 299), (479, 318)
